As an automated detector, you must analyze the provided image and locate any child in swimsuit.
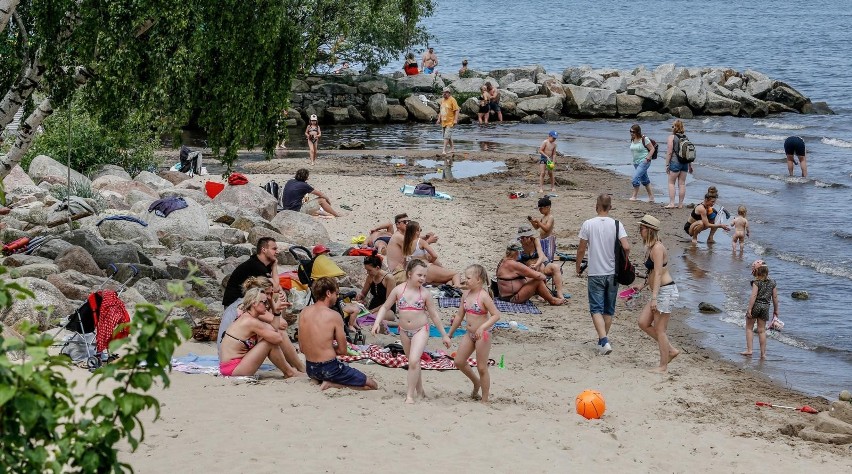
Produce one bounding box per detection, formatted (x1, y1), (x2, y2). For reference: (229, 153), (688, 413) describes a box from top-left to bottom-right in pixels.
(742, 260), (778, 359)
(371, 259), (450, 404)
(730, 206), (750, 253)
(449, 264), (501, 403)
(305, 115), (321, 165)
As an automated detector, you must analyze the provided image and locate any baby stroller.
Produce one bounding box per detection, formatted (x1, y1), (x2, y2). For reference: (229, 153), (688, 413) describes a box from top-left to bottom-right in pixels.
(288, 245), (365, 345)
(55, 264), (138, 370)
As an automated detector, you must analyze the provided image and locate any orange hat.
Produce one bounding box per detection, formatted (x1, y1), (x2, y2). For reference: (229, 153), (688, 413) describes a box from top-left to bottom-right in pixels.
(312, 244), (330, 255)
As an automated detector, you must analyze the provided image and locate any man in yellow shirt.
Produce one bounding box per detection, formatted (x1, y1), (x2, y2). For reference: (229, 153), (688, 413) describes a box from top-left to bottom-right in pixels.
(437, 87), (459, 155)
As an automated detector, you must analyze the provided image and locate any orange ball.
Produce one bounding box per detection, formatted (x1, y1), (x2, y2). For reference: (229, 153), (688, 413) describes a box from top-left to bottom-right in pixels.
(575, 389), (606, 419)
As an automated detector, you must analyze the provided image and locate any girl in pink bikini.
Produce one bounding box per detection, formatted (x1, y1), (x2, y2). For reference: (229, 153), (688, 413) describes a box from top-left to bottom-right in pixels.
(449, 264), (501, 403)
(372, 259), (451, 404)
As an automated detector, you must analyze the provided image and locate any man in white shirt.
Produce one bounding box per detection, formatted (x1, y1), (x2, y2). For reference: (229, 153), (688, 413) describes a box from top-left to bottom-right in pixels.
(576, 194), (630, 355)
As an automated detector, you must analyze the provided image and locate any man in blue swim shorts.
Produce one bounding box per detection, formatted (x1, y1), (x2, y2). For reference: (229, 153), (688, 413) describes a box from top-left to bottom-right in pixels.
(783, 136), (807, 178)
(299, 277), (378, 390)
(421, 47), (438, 74)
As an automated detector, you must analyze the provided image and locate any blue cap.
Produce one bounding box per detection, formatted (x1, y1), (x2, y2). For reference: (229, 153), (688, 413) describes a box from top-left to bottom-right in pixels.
(549, 130), (558, 138)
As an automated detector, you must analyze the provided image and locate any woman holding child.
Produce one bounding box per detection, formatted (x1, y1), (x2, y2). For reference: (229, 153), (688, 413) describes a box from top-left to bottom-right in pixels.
(495, 243), (565, 306)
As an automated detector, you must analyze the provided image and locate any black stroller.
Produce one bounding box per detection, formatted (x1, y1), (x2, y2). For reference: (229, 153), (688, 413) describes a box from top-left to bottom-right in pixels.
(288, 245), (365, 345)
(56, 264), (138, 370)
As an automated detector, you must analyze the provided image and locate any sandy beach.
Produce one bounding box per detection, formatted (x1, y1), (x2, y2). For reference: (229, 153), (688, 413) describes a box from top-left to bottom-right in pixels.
(76, 148), (849, 472)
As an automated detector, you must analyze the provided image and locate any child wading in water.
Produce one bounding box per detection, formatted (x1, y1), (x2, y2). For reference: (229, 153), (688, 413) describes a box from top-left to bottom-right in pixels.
(730, 206), (750, 252)
(372, 259), (450, 404)
(538, 131), (558, 193)
(449, 265), (501, 403)
(742, 260), (778, 359)
(305, 114), (321, 165)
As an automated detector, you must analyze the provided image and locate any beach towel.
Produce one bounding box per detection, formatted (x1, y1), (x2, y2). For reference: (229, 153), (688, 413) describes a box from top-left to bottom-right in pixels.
(171, 353), (266, 382)
(388, 325), (466, 338)
(148, 196), (188, 217)
(337, 344), (493, 370)
(400, 184), (453, 200)
(437, 297), (542, 315)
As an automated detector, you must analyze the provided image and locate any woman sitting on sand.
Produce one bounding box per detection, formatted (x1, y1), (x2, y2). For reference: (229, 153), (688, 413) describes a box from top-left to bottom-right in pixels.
(401, 220), (460, 286)
(495, 243), (565, 306)
(516, 225), (567, 301)
(685, 190), (729, 244)
(343, 255), (398, 333)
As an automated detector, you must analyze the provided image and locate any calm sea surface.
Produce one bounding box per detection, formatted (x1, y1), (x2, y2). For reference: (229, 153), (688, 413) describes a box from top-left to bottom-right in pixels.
(288, 0), (852, 398)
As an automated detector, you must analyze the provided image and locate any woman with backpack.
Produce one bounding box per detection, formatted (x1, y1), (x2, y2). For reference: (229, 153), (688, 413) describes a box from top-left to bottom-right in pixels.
(629, 124), (656, 202)
(664, 120), (694, 209)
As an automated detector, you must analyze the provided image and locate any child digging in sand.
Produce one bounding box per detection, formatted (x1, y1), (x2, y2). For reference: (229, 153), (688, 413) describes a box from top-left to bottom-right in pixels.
(742, 260), (778, 359)
(449, 264), (501, 403)
(730, 206), (750, 252)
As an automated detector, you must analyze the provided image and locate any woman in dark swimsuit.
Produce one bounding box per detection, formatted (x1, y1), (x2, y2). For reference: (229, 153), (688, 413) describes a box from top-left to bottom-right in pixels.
(495, 243), (564, 306)
(344, 255), (397, 332)
(685, 191), (729, 244)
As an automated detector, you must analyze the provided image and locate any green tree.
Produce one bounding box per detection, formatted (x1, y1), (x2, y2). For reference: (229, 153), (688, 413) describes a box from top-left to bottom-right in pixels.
(1, 0), (435, 176)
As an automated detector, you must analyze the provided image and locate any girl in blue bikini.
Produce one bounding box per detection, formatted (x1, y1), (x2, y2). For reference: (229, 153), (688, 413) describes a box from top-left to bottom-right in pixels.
(449, 264), (501, 403)
(372, 259), (451, 404)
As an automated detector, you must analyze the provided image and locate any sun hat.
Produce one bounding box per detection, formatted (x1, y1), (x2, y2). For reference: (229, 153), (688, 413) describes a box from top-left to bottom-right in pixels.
(312, 244), (330, 255)
(751, 259), (766, 272)
(638, 214), (660, 231)
(549, 130), (558, 138)
(516, 225), (535, 239)
(507, 242), (523, 252)
(537, 197), (551, 208)
(309, 114), (318, 121)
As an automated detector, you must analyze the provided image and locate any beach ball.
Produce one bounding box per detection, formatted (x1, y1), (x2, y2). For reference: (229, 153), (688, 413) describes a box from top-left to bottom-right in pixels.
(546, 160), (555, 170)
(575, 389), (606, 419)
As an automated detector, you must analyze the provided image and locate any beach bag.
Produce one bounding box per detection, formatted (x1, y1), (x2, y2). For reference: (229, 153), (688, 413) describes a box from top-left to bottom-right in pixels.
(643, 136), (659, 160)
(228, 173), (248, 186)
(263, 180), (286, 211)
(675, 133), (696, 163)
(413, 182), (436, 196)
(613, 220), (635, 286)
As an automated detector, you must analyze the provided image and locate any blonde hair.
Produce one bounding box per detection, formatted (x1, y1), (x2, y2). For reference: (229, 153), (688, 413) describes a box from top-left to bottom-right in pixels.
(641, 226), (660, 248)
(239, 287), (266, 312)
(465, 264), (488, 287)
(672, 120), (685, 134)
(738, 205), (747, 217)
(753, 264), (769, 279)
(242, 276), (272, 294)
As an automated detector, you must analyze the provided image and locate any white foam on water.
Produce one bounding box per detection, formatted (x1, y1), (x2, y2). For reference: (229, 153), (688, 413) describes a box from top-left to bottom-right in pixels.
(775, 253), (852, 280)
(821, 137), (852, 148)
(744, 133), (788, 141)
(753, 120), (806, 130)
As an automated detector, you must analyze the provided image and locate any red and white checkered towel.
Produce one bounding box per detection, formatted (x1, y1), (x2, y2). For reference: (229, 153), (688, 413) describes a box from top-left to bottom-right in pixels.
(338, 344), (494, 370)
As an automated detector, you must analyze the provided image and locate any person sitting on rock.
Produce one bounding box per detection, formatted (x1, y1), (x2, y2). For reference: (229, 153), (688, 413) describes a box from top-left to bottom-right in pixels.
(281, 168), (341, 217)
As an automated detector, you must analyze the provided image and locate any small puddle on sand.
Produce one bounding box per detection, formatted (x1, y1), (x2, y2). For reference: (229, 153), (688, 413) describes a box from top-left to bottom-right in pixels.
(387, 157), (506, 180)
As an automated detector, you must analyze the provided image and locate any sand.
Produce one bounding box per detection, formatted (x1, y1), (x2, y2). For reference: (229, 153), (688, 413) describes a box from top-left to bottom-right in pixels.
(82, 149), (850, 472)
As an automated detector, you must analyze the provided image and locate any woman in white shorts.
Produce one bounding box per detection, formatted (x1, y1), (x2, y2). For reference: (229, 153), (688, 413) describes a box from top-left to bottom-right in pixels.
(633, 214), (680, 373)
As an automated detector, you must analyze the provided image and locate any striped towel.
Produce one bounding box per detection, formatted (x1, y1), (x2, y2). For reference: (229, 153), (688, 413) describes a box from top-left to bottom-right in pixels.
(337, 344), (493, 370)
(438, 297), (542, 315)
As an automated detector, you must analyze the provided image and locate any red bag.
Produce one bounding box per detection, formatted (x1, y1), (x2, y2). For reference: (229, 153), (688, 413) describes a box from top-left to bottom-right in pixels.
(2, 237), (30, 256)
(227, 173), (248, 186)
(205, 181), (225, 198)
(345, 247), (378, 257)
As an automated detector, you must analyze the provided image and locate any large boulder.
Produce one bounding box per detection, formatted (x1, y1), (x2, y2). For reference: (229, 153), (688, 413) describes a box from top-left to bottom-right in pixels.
(310, 82), (357, 95)
(515, 96), (564, 116)
(628, 83), (663, 105)
(616, 94), (644, 116)
(55, 245), (104, 276)
(59, 229), (107, 256)
(743, 69), (769, 83)
(2, 165), (37, 193)
(449, 77), (485, 94)
(489, 65), (544, 83)
(562, 66), (592, 85)
(703, 92), (741, 115)
(461, 97), (480, 116)
(212, 184), (277, 221)
(180, 241), (224, 259)
(90, 243), (142, 269)
(31, 238), (74, 260)
(325, 106), (351, 124)
(27, 155), (91, 187)
(387, 104), (409, 122)
(91, 173), (131, 191)
(270, 211), (330, 247)
(766, 83), (808, 111)
(1, 277), (73, 330)
(653, 63), (689, 85)
(247, 226), (287, 246)
(134, 171), (173, 191)
(746, 79), (773, 99)
(357, 80), (388, 94)
(14, 263), (60, 279)
(669, 106), (694, 119)
(663, 87), (689, 110)
(97, 217), (159, 245)
(578, 73), (604, 89)
(723, 76), (744, 90)
(91, 164), (132, 182)
(506, 79), (540, 98)
(678, 77), (707, 110)
(158, 170), (192, 186)
(366, 93), (389, 122)
(144, 197), (209, 240)
(208, 226), (246, 245)
(542, 78), (566, 99)
(563, 85), (617, 117)
(602, 76), (627, 92)
(3, 254), (53, 268)
(97, 180), (160, 201)
(395, 74), (444, 93)
(403, 96), (438, 122)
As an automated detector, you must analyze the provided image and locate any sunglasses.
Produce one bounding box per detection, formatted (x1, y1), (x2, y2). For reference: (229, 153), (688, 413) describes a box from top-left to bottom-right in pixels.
(397, 219), (411, 224)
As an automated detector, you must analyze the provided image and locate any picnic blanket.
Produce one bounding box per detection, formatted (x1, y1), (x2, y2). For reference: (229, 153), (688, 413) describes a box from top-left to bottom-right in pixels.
(171, 353), (272, 380)
(338, 344), (493, 370)
(437, 297), (542, 315)
(400, 184), (453, 200)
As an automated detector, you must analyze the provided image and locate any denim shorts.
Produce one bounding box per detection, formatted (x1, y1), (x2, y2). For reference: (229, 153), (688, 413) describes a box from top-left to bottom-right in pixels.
(668, 160), (690, 173)
(587, 274), (618, 316)
(656, 283), (679, 314)
(306, 358), (367, 387)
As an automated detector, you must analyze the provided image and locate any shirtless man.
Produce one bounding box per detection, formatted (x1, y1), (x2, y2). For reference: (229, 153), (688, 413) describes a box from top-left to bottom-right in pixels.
(530, 197), (556, 262)
(299, 277), (378, 391)
(538, 131), (558, 193)
(485, 82), (503, 122)
(369, 213), (438, 254)
(421, 47), (438, 74)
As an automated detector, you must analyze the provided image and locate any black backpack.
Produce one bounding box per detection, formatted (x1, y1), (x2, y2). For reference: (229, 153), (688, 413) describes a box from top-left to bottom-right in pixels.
(643, 136), (659, 160)
(263, 180), (286, 211)
(614, 220), (636, 286)
(413, 182), (436, 197)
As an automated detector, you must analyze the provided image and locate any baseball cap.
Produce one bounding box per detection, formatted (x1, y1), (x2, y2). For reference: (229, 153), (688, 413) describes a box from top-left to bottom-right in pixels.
(549, 130), (558, 138)
(309, 114), (318, 121)
(312, 244), (330, 255)
(442, 87), (451, 93)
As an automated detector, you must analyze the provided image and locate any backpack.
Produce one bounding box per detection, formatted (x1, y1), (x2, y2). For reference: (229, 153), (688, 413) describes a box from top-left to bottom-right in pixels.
(675, 133), (697, 163)
(642, 136), (659, 160)
(413, 182), (436, 197)
(263, 180), (286, 211)
(613, 220), (636, 286)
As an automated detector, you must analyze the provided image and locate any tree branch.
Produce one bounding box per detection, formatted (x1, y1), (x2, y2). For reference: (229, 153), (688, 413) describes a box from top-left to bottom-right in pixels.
(13, 10), (28, 65)
(0, 0), (20, 34)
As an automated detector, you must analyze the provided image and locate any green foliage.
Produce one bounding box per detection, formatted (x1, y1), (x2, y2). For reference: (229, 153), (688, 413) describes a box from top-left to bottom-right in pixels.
(453, 92), (481, 105)
(458, 69), (476, 79)
(22, 99), (158, 177)
(0, 264), (199, 472)
(50, 180), (106, 212)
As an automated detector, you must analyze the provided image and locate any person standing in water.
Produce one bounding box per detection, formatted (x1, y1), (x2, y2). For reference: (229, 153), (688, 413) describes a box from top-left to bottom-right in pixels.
(784, 136), (807, 178)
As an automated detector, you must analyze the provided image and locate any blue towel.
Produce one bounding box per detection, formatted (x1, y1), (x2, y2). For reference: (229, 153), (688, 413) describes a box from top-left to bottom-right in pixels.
(388, 326), (465, 337)
(173, 353), (276, 372)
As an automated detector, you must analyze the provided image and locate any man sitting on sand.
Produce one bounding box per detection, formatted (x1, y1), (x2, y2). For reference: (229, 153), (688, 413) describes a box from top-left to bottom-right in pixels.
(299, 277), (378, 391)
(282, 168), (342, 217)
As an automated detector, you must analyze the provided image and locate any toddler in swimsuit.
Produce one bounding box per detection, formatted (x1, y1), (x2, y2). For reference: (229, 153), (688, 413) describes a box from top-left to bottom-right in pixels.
(449, 264), (501, 403)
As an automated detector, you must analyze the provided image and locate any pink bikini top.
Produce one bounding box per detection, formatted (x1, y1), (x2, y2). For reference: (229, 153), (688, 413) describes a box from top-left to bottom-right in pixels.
(396, 284), (426, 311)
(463, 290), (488, 316)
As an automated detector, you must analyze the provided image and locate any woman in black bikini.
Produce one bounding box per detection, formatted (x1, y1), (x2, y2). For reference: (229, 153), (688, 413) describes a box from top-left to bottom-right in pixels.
(495, 243), (564, 306)
(633, 215), (680, 373)
(685, 191), (729, 244)
(343, 255), (397, 332)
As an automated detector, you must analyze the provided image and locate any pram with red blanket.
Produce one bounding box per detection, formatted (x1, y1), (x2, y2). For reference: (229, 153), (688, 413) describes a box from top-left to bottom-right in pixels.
(56, 264), (138, 369)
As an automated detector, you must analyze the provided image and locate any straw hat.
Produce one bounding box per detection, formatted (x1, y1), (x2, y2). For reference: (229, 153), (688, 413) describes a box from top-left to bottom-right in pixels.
(638, 214), (660, 231)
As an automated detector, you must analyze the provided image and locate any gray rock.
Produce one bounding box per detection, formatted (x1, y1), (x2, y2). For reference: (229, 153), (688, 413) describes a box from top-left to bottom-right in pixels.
(449, 77), (485, 94)
(496, 73), (515, 88)
(180, 241), (224, 259)
(208, 226), (246, 245)
(212, 183), (277, 221)
(563, 85), (617, 117)
(516, 96), (564, 116)
(230, 214), (277, 233)
(97, 218), (159, 245)
(177, 256), (220, 280)
(291, 78), (310, 93)
(637, 111), (671, 121)
(346, 105), (365, 123)
(562, 66), (592, 85)
(46, 273), (93, 300)
(32, 238), (74, 260)
(310, 82), (357, 95)
(616, 93), (644, 116)
(602, 76), (628, 92)
(91, 164), (132, 182)
(366, 93), (389, 122)
(3, 254), (54, 267)
(723, 76), (744, 90)
(2, 164), (37, 193)
(59, 229), (107, 256)
(698, 302), (722, 313)
(629, 83), (663, 105)
(145, 196), (209, 241)
(247, 226), (287, 246)
(746, 79), (773, 99)
(158, 170), (193, 186)
(743, 69), (769, 83)
(403, 96), (438, 122)
(15, 263), (60, 279)
(387, 104), (409, 122)
(663, 87), (689, 110)
(134, 171), (173, 191)
(325, 106), (351, 124)
(669, 106), (694, 119)
(506, 79), (540, 98)
(357, 80), (388, 94)
(270, 210), (331, 247)
(541, 78), (566, 99)
(791, 290), (809, 300)
(91, 243), (142, 268)
(766, 101), (797, 114)
(704, 91), (742, 115)
(225, 244), (254, 259)
(55, 245), (104, 276)
(1, 277), (73, 330)
(678, 77), (707, 110)
(490, 65), (543, 83)
(766, 84), (808, 110)
(205, 204), (236, 225)
(99, 180), (160, 201)
(27, 155), (91, 187)
(520, 114), (546, 124)
(132, 277), (170, 303)
(802, 101), (835, 115)
(116, 263), (170, 284)
(461, 97), (480, 116)
(395, 74), (444, 93)
(158, 188), (210, 204)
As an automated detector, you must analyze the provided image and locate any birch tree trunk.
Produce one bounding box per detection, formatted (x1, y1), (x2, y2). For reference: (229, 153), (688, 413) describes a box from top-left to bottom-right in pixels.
(0, 0), (20, 34)
(0, 97), (53, 177)
(0, 58), (44, 130)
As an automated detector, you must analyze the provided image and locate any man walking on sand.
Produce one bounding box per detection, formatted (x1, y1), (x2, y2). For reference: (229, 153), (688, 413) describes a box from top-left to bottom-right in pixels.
(576, 194), (630, 355)
(299, 277), (378, 391)
(437, 87), (460, 155)
(422, 47), (438, 74)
